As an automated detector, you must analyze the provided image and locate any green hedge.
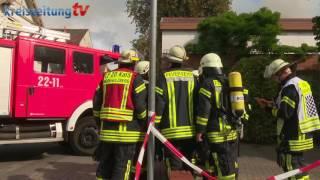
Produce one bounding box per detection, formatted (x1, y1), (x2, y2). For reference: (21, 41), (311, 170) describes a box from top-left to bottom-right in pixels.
(232, 56), (278, 144)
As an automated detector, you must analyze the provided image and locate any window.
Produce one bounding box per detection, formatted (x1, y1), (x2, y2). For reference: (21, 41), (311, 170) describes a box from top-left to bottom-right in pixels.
(73, 52), (93, 74)
(34, 46), (66, 74)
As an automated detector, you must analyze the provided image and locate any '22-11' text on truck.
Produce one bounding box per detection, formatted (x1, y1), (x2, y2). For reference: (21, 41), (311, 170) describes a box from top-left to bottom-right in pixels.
(0, 35), (119, 155)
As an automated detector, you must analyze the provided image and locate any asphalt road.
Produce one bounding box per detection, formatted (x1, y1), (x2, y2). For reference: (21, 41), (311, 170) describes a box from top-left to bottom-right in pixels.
(0, 143), (319, 180)
(0, 143), (96, 180)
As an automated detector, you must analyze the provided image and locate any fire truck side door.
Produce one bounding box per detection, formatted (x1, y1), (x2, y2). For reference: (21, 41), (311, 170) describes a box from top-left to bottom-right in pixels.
(27, 45), (68, 118)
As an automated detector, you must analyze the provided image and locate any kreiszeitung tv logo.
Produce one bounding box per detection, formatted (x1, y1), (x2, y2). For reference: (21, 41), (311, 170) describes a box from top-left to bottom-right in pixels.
(4, 2), (90, 19)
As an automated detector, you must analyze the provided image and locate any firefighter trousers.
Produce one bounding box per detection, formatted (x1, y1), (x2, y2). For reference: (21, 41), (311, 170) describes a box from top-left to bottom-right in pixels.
(164, 139), (196, 171)
(278, 151), (310, 180)
(210, 141), (238, 180)
(96, 142), (136, 180)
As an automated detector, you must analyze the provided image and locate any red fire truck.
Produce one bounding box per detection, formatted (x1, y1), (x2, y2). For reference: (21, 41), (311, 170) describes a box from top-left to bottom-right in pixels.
(0, 22), (119, 155)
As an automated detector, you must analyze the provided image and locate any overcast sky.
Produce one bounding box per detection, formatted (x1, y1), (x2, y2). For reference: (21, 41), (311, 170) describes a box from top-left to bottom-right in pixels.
(36, 0), (320, 51)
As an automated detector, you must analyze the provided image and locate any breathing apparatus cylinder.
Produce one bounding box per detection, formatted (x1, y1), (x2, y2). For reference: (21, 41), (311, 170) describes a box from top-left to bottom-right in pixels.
(228, 72), (245, 118)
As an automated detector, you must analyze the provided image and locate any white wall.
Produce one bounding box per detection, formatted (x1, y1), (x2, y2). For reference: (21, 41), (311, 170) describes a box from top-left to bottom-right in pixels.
(277, 32), (316, 47)
(162, 31), (198, 53)
(161, 30), (317, 52)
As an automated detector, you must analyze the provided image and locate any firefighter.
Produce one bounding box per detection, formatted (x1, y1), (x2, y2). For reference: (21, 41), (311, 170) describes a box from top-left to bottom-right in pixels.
(155, 45), (198, 177)
(256, 59), (320, 180)
(196, 53), (240, 180)
(93, 49), (147, 180)
(134, 60), (150, 84)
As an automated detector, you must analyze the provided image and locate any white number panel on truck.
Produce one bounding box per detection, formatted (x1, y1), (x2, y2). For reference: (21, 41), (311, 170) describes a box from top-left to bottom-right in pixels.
(37, 76), (62, 88)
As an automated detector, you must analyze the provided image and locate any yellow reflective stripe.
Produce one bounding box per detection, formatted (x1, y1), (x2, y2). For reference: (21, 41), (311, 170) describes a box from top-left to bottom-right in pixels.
(161, 126), (195, 139)
(124, 160), (131, 180)
(137, 110), (147, 119)
(243, 89), (248, 95)
(287, 154), (293, 171)
(123, 123), (127, 131)
(242, 113), (249, 121)
(196, 116), (208, 126)
(188, 81), (194, 125)
(100, 130), (144, 142)
(272, 108), (278, 117)
(168, 82), (176, 127)
(299, 117), (320, 133)
(93, 110), (100, 118)
(135, 83), (146, 94)
(155, 116), (162, 123)
(219, 117), (223, 131)
(119, 122), (123, 132)
(207, 130), (237, 143)
(214, 82), (221, 108)
(155, 87), (163, 95)
(199, 88), (211, 98)
(121, 84), (130, 109)
(101, 107), (133, 113)
(104, 71), (132, 85)
(101, 108), (133, 115)
(100, 114), (133, 122)
(100, 130), (143, 135)
(302, 175), (310, 180)
(164, 70), (193, 78)
(212, 153), (222, 177)
(161, 126), (195, 133)
(100, 136), (144, 142)
(219, 174), (236, 180)
(281, 96), (296, 109)
(289, 138), (313, 151)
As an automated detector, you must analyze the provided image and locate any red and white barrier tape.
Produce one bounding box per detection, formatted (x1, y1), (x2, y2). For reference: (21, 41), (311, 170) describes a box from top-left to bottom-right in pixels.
(267, 160), (320, 180)
(134, 112), (216, 180)
(134, 112), (156, 180)
(150, 126), (216, 180)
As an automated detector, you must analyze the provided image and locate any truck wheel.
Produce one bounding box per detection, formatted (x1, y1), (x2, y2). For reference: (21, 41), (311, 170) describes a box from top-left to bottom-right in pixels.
(69, 116), (99, 155)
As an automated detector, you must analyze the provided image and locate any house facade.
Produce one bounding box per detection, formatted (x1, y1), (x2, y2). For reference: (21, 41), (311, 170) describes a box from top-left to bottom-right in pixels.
(160, 17), (319, 70)
(160, 17), (316, 53)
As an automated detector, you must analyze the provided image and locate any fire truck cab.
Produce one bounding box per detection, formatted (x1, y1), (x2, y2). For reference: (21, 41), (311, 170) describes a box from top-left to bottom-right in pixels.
(0, 32), (119, 155)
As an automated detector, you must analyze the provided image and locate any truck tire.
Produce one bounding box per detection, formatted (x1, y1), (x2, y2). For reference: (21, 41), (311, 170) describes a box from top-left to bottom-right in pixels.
(69, 116), (99, 155)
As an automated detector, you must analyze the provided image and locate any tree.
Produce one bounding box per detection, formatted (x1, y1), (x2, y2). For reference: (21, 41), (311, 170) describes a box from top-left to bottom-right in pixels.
(126, 0), (231, 58)
(191, 8), (280, 66)
(312, 16), (320, 50)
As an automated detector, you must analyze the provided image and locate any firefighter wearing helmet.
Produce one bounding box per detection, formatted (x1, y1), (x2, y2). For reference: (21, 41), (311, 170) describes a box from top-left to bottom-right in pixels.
(155, 45), (198, 178)
(134, 60), (150, 84)
(196, 53), (249, 179)
(93, 49), (147, 180)
(256, 59), (320, 180)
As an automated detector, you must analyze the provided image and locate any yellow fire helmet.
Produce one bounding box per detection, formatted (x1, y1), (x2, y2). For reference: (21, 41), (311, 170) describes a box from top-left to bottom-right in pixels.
(264, 59), (290, 78)
(165, 45), (189, 63)
(200, 53), (223, 68)
(134, 61), (150, 75)
(119, 49), (140, 63)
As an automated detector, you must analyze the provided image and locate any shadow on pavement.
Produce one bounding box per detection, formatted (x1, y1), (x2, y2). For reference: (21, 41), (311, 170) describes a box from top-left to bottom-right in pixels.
(0, 143), (71, 162)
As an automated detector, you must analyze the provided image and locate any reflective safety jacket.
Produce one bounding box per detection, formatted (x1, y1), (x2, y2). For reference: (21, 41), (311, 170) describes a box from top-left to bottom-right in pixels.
(93, 68), (147, 143)
(196, 75), (238, 144)
(273, 76), (320, 152)
(155, 69), (198, 140)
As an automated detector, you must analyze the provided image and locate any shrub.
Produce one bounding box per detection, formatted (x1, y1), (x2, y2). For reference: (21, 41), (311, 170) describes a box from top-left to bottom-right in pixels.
(232, 56), (278, 144)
